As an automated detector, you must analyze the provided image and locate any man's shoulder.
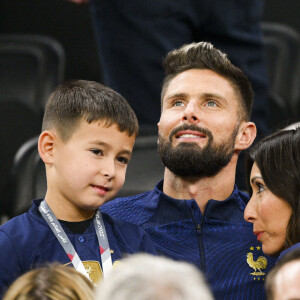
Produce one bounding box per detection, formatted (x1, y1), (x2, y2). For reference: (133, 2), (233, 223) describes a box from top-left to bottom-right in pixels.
(101, 189), (158, 225)
(102, 211), (145, 232)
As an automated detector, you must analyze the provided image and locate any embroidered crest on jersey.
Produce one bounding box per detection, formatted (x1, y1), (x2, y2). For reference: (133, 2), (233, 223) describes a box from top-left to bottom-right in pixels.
(82, 261), (103, 284)
(247, 246), (267, 281)
(66, 260), (103, 284)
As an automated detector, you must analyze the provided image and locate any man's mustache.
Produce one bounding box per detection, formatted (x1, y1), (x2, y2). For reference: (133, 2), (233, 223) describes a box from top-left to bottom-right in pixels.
(169, 124), (213, 142)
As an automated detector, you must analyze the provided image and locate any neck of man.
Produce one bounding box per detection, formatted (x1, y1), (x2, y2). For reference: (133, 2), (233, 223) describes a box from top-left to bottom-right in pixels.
(162, 154), (238, 213)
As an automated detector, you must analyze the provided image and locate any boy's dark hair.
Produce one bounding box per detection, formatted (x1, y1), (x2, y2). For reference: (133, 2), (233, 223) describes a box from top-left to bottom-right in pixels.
(246, 127), (300, 249)
(161, 42), (253, 121)
(265, 247), (300, 300)
(42, 80), (139, 141)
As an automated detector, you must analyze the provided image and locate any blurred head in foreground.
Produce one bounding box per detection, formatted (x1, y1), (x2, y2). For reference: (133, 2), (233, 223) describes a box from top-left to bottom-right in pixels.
(95, 254), (214, 300)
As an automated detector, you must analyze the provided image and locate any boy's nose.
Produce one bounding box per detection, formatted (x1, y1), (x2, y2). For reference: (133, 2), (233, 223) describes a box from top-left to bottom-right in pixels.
(100, 160), (115, 179)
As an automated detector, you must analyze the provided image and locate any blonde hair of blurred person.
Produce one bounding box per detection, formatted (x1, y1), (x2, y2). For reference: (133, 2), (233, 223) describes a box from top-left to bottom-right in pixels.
(95, 254), (214, 300)
(3, 263), (94, 300)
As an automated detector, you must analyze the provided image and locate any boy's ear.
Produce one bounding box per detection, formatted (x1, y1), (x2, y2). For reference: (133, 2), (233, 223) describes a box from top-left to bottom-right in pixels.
(234, 121), (257, 151)
(38, 130), (56, 164)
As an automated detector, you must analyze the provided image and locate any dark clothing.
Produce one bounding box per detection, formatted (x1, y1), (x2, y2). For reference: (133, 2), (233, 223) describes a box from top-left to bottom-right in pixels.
(89, 0), (269, 134)
(0, 199), (156, 296)
(102, 181), (276, 300)
(278, 242), (300, 260)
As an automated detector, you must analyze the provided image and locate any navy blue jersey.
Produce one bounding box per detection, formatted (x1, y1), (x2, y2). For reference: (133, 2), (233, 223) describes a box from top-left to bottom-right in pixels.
(0, 199), (156, 297)
(278, 242), (300, 260)
(102, 180), (276, 300)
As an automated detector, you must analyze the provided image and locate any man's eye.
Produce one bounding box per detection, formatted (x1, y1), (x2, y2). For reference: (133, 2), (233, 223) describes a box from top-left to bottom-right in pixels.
(205, 100), (217, 107)
(91, 149), (103, 156)
(117, 156), (129, 164)
(173, 100), (184, 107)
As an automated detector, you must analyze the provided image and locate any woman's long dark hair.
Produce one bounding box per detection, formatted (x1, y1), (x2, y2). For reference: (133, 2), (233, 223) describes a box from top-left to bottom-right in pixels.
(246, 127), (300, 248)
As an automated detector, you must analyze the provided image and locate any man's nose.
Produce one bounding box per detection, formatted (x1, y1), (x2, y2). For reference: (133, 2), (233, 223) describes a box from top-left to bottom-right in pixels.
(182, 100), (200, 124)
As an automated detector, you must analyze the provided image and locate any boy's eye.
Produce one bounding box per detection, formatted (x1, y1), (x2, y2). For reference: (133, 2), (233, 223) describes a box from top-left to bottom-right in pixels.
(117, 156), (129, 165)
(91, 149), (103, 156)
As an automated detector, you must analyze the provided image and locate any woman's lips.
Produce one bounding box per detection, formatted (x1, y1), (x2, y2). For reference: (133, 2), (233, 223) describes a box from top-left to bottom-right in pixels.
(254, 231), (264, 241)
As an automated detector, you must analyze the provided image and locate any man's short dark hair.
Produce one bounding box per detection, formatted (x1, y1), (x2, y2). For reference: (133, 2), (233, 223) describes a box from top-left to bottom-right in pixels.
(42, 80), (139, 141)
(161, 42), (253, 121)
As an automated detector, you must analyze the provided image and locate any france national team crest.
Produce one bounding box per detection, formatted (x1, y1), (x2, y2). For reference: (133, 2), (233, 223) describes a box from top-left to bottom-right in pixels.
(246, 246), (268, 281)
(65, 254), (121, 286)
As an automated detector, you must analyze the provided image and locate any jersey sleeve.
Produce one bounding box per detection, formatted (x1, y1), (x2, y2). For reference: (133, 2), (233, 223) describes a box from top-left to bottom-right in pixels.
(0, 230), (23, 298)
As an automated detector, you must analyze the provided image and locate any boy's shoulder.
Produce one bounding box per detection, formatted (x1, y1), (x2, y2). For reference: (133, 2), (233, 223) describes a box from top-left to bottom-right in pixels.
(101, 189), (159, 225)
(0, 199), (49, 242)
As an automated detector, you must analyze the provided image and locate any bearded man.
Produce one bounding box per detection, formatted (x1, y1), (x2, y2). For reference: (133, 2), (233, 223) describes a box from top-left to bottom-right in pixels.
(101, 42), (276, 300)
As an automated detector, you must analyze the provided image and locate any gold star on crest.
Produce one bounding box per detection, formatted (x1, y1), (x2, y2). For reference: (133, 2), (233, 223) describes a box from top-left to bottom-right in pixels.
(256, 246), (261, 250)
(250, 247), (254, 251)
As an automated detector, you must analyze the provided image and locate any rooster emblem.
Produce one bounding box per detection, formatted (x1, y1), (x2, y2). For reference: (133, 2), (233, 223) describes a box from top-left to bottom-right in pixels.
(246, 252), (267, 276)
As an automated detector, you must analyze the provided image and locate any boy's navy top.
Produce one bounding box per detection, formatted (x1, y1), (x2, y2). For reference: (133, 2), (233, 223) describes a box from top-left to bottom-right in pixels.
(101, 180), (276, 300)
(0, 199), (156, 297)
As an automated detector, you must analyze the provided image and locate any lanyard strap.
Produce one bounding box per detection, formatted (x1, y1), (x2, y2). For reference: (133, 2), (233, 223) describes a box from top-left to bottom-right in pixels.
(39, 200), (112, 280)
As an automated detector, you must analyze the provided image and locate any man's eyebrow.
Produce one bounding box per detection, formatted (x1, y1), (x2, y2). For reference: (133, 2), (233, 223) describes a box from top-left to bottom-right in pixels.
(165, 92), (228, 102)
(165, 93), (188, 100)
(202, 93), (228, 102)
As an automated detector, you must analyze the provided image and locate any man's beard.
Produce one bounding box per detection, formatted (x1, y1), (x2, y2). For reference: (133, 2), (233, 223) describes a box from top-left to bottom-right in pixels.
(158, 124), (238, 178)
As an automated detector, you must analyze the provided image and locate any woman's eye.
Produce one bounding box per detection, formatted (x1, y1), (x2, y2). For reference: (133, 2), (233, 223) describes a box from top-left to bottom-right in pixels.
(257, 183), (265, 194)
(117, 156), (129, 165)
(91, 149), (103, 156)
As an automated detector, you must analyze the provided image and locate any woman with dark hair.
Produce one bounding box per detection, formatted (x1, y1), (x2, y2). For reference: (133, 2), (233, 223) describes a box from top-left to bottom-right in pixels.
(244, 127), (300, 257)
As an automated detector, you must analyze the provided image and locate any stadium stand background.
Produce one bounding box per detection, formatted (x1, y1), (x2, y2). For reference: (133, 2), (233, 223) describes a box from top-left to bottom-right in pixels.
(1, 0), (299, 83)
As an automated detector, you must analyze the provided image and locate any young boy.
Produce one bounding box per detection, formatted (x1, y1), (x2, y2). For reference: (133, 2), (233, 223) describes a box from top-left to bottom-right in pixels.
(0, 80), (156, 295)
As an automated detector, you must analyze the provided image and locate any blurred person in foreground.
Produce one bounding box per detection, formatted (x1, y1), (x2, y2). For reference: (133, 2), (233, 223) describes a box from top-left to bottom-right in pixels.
(95, 253), (214, 300)
(3, 263), (94, 300)
(265, 247), (300, 300)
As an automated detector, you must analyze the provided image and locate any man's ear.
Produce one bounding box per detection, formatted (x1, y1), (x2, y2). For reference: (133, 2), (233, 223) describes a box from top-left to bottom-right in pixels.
(235, 122), (257, 151)
(38, 130), (56, 164)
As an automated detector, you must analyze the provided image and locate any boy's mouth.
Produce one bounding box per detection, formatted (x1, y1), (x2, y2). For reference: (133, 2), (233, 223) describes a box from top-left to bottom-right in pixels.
(91, 184), (111, 195)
